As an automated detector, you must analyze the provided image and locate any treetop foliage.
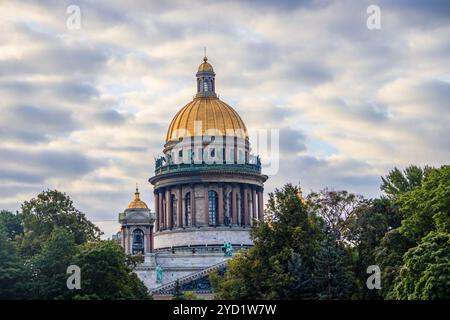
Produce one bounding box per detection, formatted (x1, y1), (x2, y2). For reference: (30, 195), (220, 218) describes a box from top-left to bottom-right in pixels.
(0, 189), (149, 300)
(212, 165), (449, 300)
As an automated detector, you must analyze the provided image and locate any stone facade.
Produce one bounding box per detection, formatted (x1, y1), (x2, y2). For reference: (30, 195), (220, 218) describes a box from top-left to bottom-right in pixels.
(150, 172), (266, 249)
(154, 227), (252, 248)
(135, 252), (231, 290)
(119, 57), (268, 294)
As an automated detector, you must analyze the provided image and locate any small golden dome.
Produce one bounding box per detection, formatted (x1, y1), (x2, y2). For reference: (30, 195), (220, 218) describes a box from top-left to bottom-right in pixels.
(166, 97), (248, 142)
(128, 186), (148, 209)
(297, 190), (307, 206)
(198, 56), (214, 72)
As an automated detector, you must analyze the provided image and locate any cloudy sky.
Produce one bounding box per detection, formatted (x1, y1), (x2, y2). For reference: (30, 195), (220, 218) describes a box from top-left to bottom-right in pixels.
(1, 0), (449, 237)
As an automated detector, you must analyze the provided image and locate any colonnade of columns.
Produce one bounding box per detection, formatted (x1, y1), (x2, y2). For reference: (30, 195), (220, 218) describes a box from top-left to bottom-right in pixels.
(154, 183), (264, 232)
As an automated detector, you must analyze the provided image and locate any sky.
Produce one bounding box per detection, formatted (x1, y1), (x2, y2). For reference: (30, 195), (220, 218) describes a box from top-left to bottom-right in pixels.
(1, 0), (449, 238)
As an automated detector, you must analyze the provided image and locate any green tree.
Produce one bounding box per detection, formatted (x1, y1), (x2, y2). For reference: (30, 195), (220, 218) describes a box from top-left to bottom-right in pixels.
(16, 190), (102, 257)
(172, 280), (185, 300)
(312, 229), (354, 299)
(397, 165), (449, 243)
(0, 226), (26, 299)
(284, 253), (315, 299)
(381, 165), (431, 199)
(347, 198), (401, 247)
(392, 231), (450, 299)
(347, 198), (402, 299)
(72, 241), (149, 299)
(211, 184), (326, 299)
(210, 250), (260, 299)
(0, 190), (151, 300)
(0, 210), (23, 241)
(307, 188), (367, 243)
(28, 228), (79, 299)
(374, 229), (414, 298)
(376, 165), (449, 299)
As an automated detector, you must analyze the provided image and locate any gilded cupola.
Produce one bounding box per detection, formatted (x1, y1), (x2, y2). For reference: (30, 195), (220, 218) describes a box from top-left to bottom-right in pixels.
(127, 186), (148, 209)
(165, 56), (248, 142)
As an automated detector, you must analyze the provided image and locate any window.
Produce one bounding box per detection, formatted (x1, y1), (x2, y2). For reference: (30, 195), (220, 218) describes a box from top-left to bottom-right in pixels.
(210, 148), (215, 158)
(132, 229), (144, 255)
(171, 194), (177, 228)
(204, 81), (209, 91)
(178, 150), (183, 162)
(225, 192), (232, 226)
(230, 148), (235, 163)
(188, 149), (193, 162)
(238, 150), (244, 163)
(185, 192), (191, 226)
(208, 191), (218, 226)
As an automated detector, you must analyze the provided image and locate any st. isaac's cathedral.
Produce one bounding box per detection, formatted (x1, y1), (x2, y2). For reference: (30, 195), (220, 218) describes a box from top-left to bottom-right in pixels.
(116, 56), (267, 297)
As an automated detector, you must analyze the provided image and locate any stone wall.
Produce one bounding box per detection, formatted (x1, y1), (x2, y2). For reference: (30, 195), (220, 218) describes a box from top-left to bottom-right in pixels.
(136, 252), (230, 290)
(154, 227), (252, 249)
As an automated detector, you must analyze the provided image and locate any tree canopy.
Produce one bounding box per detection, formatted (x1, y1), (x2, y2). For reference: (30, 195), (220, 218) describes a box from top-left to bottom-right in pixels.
(0, 190), (149, 300)
(16, 189), (102, 257)
(211, 165), (449, 300)
(211, 183), (354, 299)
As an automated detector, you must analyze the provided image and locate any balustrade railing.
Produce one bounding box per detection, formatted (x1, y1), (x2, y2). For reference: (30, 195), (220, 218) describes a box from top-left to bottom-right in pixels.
(154, 244), (251, 255)
(154, 162), (261, 175)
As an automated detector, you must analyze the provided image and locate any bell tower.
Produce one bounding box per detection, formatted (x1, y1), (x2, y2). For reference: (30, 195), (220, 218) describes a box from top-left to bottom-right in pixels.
(118, 186), (156, 254)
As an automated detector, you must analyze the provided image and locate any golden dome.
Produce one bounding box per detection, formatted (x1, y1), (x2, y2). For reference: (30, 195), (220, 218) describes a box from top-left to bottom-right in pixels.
(166, 96), (248, 142)
(127, 187), (148, 209)
(198, 56), (214, 72)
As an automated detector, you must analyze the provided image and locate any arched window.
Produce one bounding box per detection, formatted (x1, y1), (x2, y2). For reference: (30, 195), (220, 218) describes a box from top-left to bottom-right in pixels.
(225, 192), (232, 226)
(185, 192), (191, 226)
(238, 149), (244, 163)
(203, 81), (209, 92)
(237, 192), (242, 225)
(132, 229), (144, 255)
(162, 198), (166, 229)
(208, 190), (218, 226)
(171, 194), (177, 228)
